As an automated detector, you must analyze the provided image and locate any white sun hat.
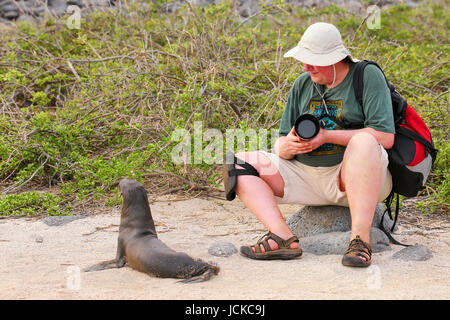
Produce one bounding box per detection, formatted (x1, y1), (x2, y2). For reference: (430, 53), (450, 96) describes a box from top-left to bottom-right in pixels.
(284, 22), (358, 66)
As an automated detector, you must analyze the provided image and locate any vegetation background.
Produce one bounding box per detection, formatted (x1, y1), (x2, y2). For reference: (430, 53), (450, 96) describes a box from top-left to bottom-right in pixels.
(0, 0), (448, 216)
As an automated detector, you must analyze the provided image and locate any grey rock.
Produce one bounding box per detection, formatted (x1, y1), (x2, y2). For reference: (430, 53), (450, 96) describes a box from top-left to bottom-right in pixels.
(369, 227), (391, 252)
(402, 0), (422, 8)
(392, 244), (433, 261)
(1, 2), (19, 19)
(16, 14), (36, 23)
(0, 0), (432, 25)
(341, 0), (365, 14)
(369, 0), (423, 7)
(286, 203), (396, 238)
(46, 0), (67, 16)
(47, 0), (62, 5)
(368, 0), (405, 5)
(162, 0), (219, 13)
(1, 4), (18, 12)
(0, 16), (12, 23)
(192, 0), (218, 6)
(82, 0), (113, 8)
(288, 0), (364, 13)
(287, 205), (352, 238)
(301, 0), (331, 8)
(208, 241), (238, 257)
(369, 0), (393, 4)
(34, 235), (44, 243)
(2, 10), (18, 19)
(42, 215), (85, 227)
(236, 0), (259, 17)
(67, 0), (82, 6)
(300, 231), (349, 255)
(300, 227), (391, 255)
(9, 0), (44, 17)
(30, 5), (45, 15)
(162, 1), (181, 13)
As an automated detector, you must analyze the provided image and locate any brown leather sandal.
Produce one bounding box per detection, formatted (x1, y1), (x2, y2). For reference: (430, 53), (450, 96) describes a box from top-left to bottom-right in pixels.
(342, 235), (372, 267)
(240, 231), (303, 260)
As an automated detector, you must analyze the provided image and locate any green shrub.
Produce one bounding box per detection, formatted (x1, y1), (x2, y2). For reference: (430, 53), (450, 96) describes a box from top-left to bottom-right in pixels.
(0, 192), (70, 216)
(0, 0), (447, 215)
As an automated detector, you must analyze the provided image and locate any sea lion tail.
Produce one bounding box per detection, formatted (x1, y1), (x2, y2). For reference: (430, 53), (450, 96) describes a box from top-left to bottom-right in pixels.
(177, 263), (220, 284)
(83, 259), (120, 272)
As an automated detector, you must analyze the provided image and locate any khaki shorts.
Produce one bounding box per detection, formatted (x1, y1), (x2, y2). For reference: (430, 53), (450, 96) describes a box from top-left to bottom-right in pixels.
(260, 146), (392, 206)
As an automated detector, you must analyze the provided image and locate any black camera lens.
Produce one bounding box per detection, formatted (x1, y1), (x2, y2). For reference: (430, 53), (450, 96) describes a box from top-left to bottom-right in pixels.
(294, 114), (320, 140)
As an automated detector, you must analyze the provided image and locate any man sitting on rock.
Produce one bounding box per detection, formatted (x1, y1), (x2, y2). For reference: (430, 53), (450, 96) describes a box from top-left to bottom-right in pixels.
(223, 22), (395, 267)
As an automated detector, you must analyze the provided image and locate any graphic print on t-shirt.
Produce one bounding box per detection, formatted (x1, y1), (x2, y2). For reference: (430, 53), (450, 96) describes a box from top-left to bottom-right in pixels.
(308, 99), (345, 155)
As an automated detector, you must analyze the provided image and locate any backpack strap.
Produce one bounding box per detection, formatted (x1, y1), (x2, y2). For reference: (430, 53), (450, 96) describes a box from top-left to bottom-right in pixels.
(352, 60), (387, 113)
(396, 126), (438, 157)
(352, 60), (402, 123)
(381, 191), (411, 247)
(353, 60), (372, 111)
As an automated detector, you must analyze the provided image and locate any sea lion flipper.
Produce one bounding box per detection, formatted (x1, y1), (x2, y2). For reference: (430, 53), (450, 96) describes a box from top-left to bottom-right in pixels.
(176, 262), (220, 284)
(82, 259), (121, 272)
(176, 268), (217, 284)
(116, 256), (126, 268)
(115, 238), (126, 266)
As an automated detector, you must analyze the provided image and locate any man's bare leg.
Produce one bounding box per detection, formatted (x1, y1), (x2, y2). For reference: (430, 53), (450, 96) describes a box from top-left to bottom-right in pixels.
(234, 151), (298, 252)
(339, 132), (383, 261)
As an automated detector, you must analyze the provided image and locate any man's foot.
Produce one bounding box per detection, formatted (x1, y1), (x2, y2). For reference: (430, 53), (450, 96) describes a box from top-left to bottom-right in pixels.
(342, 235), (372, 267)
(240, 231), (302, 260)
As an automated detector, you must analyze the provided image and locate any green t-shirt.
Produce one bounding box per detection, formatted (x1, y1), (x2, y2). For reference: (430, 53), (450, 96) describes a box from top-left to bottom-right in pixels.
(279, 62), (395, 167)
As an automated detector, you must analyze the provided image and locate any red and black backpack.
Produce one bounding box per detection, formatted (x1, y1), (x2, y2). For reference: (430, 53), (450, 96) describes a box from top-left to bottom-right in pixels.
(352, 60), (438, 244)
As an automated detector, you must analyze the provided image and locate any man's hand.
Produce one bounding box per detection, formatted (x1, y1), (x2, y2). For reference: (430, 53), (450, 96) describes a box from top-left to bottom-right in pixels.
(274, 125), (393, 160)
(274, 127), (326, 159)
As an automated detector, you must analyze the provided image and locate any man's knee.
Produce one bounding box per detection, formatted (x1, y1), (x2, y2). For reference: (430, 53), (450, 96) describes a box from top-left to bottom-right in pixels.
(235, 151), (274, 175)
(340, 133), (384, 191)
(348, 132), (378, 147)
(234, 151), (284, 196)
(346, 132), (381, 157)
(235, 151), (252, 163)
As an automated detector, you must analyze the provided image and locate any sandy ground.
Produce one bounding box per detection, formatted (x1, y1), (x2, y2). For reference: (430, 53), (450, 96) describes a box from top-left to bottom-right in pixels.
(0, 195), (449, 300)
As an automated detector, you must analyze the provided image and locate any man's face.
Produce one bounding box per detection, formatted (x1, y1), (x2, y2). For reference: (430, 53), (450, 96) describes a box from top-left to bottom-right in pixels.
(303, 64), (334, 85)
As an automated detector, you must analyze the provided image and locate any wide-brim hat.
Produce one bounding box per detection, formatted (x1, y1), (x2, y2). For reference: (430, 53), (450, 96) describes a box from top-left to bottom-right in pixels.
(284, 22), (358, 66)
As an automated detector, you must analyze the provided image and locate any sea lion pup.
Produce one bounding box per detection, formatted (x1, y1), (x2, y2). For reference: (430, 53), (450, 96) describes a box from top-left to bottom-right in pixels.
(83, 178), (219, 283)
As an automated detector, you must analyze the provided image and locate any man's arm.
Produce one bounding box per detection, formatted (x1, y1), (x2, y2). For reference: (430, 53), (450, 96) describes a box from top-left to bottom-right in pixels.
(320, 127), (394, 150)
(274, 127), (394, 160)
